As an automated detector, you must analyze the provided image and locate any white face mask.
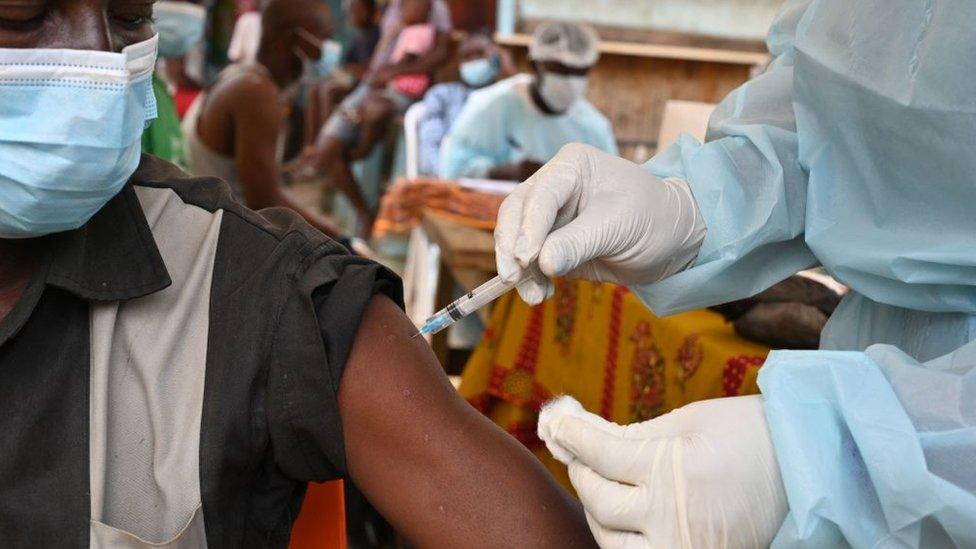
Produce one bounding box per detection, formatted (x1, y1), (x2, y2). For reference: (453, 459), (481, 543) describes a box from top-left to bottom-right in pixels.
(538, 72), (588, 113)
(294, 28), (342, 82)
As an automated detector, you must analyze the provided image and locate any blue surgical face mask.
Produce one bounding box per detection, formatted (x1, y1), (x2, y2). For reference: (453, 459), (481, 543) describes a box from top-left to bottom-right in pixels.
(0, 35), (159, 239)
(460, 57), (499, 88)
(295, 29), (342, 81)
(316, 39), (344, 78)
(154, 1), (207, 59)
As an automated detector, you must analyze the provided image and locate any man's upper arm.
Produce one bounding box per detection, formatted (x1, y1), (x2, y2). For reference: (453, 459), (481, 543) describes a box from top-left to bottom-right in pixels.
(338, 296), (596, 548)
(427, 31), (451, 68)
(230, 77), (284, 209)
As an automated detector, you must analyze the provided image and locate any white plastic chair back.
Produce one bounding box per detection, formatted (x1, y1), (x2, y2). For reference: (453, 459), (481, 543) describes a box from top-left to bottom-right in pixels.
(403, 102), (428, 179)
(403, 226), (442, 335)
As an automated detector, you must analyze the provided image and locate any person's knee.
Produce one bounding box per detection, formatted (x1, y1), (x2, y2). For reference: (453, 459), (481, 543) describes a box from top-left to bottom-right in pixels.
(361, 97), (394, 125)
(326, 83), (349, 103)
(319, 136), (347, 161)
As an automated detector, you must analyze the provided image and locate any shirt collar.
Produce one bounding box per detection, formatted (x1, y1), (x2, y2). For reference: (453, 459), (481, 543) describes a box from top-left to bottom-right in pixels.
(44, 183), (171, 302)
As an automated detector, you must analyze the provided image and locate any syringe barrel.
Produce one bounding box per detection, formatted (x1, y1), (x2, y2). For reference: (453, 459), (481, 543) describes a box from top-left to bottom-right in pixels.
(420, 309), (457, 336)
(453, 276), (519, 317)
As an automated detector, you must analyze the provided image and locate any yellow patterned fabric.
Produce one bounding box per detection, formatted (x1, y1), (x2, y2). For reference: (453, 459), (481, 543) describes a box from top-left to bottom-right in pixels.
(459, 279), (770, 490)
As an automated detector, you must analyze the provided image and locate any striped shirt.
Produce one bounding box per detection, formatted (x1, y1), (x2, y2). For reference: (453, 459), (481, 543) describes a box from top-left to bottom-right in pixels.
(0, 156), (400, 547)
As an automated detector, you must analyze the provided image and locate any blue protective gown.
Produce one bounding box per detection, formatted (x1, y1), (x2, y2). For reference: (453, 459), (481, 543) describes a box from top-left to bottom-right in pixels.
(439, 75), (618, 179)
(638, 1), (976, 546)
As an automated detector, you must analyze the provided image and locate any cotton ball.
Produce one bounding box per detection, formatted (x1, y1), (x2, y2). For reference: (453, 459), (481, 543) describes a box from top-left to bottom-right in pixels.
(538, 395), (587, 465)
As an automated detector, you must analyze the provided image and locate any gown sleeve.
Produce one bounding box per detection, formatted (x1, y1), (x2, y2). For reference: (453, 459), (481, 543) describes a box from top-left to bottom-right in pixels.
(759, 340), (976, 548)
(634, 0), (818, 316)
(439, 87), (514, 179)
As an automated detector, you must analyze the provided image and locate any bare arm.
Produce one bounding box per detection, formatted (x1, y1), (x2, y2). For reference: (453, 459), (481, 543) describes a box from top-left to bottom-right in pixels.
(343, 62), (369, 81)
(163, 55), (202, 89)
(339, 296), (597, 548)
(490, 160), (545, 182)
(232, 78), (342, 237)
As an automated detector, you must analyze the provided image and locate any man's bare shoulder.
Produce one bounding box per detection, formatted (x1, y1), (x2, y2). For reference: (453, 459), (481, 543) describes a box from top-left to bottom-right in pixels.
(209, 65), (280, 112)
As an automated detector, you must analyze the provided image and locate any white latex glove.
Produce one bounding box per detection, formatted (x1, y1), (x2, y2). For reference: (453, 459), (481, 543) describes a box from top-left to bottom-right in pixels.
(494, 143), (706, 304)
(538, 396), (788, 549)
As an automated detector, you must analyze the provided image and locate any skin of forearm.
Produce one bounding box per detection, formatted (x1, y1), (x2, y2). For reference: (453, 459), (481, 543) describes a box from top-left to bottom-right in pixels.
(345, 63), (368, 80)
(489, 163), (522, 181)
(325, 165), (375, 217)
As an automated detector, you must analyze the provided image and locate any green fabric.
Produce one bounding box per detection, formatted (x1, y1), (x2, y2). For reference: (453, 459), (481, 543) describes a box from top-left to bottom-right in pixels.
(142, 75), (187, 168)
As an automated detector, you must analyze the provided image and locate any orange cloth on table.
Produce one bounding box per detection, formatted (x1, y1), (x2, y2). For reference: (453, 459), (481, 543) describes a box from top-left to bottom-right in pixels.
(372, 178), (506, 238)
(458, 280), (770, 491)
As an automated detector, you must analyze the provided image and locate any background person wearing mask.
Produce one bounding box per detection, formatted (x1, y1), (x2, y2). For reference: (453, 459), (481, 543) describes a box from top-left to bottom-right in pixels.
(183, 0), (342, 237)
(440, 22), (617, 182)
(417, 33), (515, 177)
(0, 1), (598, 547)
(298, 0), (454, 236)
(304, 0), (381, 147)
(141, 0), (207, 166)
(496, 1), (976, 547)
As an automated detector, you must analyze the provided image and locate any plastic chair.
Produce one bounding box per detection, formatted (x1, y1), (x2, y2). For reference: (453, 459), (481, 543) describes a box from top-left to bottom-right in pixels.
(403, 101), (428, 179)
(399, 101), (442, 335)
(403, 224), (442, 332)
(288, 480), (347, 549)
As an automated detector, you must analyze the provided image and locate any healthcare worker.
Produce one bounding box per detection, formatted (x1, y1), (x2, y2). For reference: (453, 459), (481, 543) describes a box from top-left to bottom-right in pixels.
(497, 1), (976, 547)
(417, 33), (514, 177)
(440, 22), (617, 181)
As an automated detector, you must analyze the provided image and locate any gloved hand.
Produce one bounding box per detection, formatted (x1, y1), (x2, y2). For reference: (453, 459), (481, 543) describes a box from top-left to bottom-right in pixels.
(538, 396), (788, 549)
(494, 143), (706, 305)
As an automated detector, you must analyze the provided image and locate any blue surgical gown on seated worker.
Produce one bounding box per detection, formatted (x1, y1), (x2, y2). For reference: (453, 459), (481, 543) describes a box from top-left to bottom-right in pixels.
(637, 1), (976, 547)
(439, 74), (618, 179)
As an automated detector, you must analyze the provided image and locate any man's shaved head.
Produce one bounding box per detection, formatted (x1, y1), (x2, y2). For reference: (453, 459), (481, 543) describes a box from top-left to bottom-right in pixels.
(262, 0), (334, 40)
(255, 0), (336, 88)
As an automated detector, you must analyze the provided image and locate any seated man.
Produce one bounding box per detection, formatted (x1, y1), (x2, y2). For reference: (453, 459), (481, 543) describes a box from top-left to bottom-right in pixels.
(417, 33), (515, 177)
(183, 0), (342, 237)
(0, 2), (596, 547)
(304, 0), (453, 234)
(441, 22), (617, 181)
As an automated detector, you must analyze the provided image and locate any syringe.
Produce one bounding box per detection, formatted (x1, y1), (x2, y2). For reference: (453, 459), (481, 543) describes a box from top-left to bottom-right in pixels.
(417, 269), (538, 337)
